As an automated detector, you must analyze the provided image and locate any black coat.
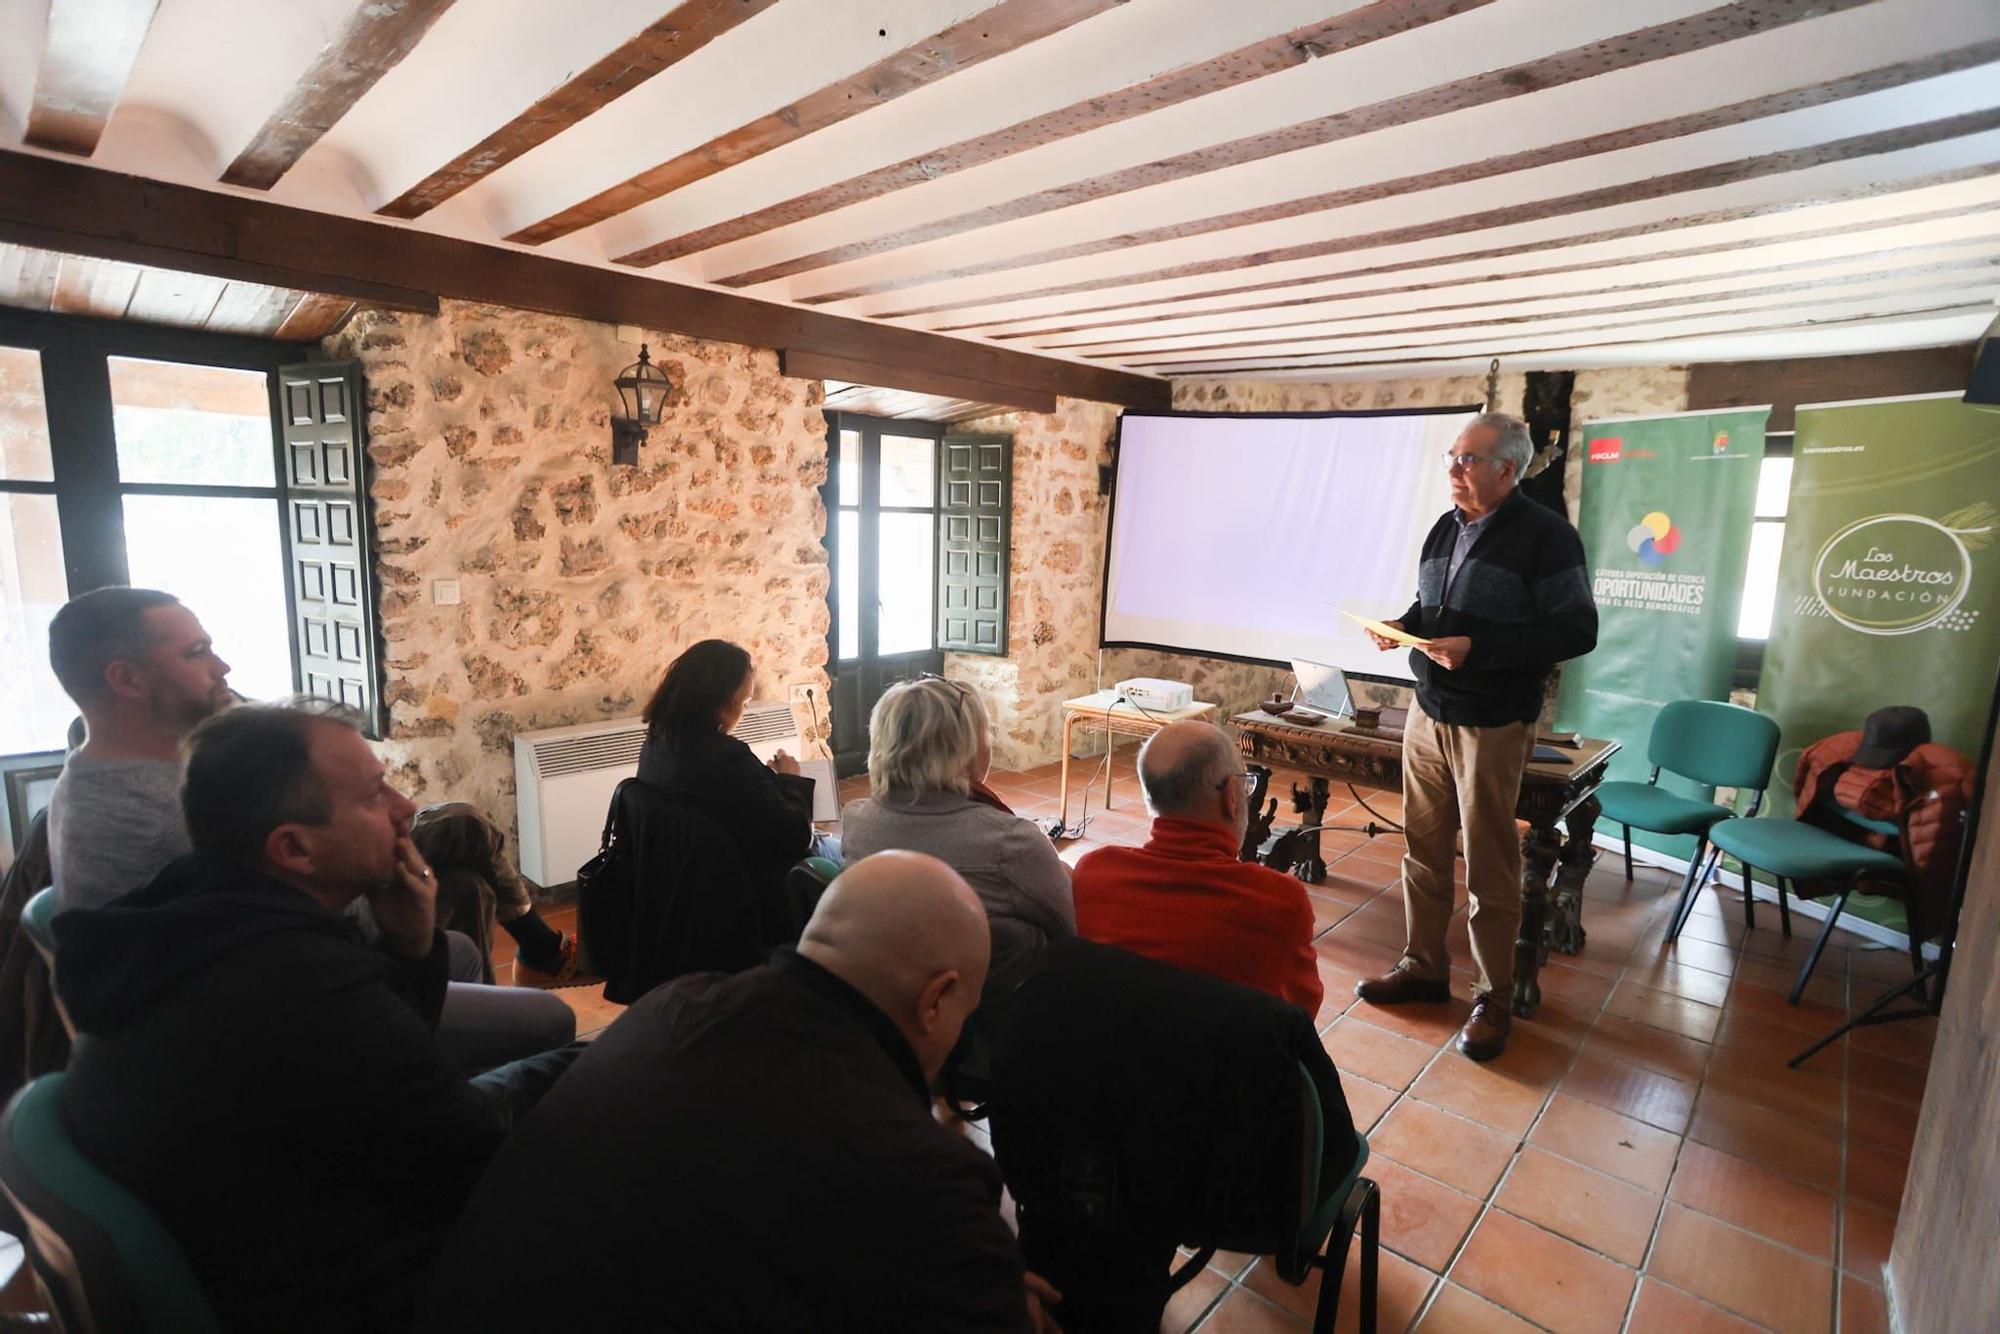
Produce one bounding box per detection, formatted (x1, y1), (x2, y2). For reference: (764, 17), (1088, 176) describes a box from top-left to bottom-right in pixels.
(53, 854), (512, 1334)
(419, 950), (1029, 1332)
(636, 727), (815, 898)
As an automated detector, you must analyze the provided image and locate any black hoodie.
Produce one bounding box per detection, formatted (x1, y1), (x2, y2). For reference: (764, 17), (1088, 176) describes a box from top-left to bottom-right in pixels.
(54, 853), (511, 1334)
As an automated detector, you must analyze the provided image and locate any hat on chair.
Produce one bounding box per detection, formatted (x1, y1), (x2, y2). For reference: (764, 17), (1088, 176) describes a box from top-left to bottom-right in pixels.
(1852, 705), (1930, 769)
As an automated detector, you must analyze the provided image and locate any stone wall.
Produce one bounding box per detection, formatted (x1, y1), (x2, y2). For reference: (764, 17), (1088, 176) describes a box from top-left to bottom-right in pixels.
(1097, 367), (1693, 734)
(944, 397), (1121, 773)
(327, 300), (829, 843)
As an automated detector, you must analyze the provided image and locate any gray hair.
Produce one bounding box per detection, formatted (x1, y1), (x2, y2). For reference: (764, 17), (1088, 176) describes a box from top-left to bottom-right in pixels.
(1466, 412), (1533, 481)
(1137, 726), (1239, 818)
(867, 677), (988, 798)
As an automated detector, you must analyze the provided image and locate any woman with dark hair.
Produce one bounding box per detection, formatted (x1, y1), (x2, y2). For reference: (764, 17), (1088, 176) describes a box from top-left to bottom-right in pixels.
(634, 639), (818, 903)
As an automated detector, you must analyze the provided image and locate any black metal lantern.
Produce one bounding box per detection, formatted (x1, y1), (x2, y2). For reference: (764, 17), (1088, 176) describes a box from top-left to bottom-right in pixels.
(611, 344), (670, 465)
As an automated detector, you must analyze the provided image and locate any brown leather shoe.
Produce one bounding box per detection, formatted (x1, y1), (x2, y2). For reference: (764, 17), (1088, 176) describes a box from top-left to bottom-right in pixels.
(1456, 994), (1512, 1062)
(1355, 969), (1451, 1005)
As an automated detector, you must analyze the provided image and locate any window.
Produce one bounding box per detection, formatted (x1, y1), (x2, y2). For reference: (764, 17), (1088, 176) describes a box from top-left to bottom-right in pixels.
(1737, 434), (1794, 640)
(0, 308), (382, 775)
(0, 345), (72, 754)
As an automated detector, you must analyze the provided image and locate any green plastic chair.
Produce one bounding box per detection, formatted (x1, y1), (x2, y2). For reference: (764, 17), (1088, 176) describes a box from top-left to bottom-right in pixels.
(20, 887), (73, 1039)
(0, 1074), (220, 1334)
(1592, 701), (1781, 943)
(1281, 1063), (1379, 1334)
(1708, 807), (1911, 1003)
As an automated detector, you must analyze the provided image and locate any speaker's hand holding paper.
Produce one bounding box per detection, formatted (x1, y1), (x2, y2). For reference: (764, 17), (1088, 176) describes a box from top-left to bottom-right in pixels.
(1342, 609), (1432, 649)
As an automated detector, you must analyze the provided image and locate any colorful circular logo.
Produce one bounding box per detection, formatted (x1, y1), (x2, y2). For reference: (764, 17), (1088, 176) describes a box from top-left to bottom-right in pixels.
(1626, 511), (1681, 568)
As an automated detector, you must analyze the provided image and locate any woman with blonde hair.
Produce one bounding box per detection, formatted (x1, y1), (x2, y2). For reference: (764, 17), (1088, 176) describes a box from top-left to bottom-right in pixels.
(839, 676), (1074, 1006)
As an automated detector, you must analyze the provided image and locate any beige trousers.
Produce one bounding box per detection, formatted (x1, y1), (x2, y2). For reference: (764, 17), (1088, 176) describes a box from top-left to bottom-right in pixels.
(1397, 708), (1535, 998)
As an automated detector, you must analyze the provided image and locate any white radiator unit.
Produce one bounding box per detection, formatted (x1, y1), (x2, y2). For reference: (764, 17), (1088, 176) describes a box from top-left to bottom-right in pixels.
(512, 703), (833, 886)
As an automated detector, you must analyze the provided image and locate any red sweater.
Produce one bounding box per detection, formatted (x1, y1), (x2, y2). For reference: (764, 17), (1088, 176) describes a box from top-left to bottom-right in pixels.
(1072, 818), (1323, 1016)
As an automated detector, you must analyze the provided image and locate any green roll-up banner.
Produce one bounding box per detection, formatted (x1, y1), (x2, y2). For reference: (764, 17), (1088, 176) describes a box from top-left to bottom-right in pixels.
(1760, 393), (2000, 880)
(1557, 408), (1769, 853)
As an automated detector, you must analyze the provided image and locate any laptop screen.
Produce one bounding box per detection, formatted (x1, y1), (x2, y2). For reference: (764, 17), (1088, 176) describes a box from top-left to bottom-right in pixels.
(1289, 659), (1353, 718)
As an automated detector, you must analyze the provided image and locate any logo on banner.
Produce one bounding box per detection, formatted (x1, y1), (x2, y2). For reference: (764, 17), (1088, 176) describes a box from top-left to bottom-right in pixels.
(1589, 438), (1622, 463)
(1712, 430), (1730, 456)
(1626, 511), (1682, 568)
(1811, 508), (1991, 635)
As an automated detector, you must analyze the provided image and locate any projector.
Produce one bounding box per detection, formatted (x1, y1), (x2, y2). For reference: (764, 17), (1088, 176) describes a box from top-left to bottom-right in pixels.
(1115, 677), (1194, 711)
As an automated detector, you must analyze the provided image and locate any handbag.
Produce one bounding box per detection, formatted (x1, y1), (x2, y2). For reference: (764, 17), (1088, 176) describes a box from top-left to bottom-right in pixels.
(573, 778), (638, 984)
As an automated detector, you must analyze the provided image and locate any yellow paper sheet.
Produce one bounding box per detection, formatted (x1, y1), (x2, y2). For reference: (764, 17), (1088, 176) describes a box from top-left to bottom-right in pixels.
(1340, 609), (1432, 648)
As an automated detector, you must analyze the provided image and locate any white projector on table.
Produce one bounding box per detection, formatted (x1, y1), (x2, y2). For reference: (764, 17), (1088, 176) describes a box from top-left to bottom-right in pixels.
(1115, 677), (1194, 711)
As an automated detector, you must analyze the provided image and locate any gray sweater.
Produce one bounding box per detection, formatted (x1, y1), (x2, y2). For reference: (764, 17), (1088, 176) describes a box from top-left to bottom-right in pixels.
(48, 755), (189, 913)
(838, 790), (1075, 1004)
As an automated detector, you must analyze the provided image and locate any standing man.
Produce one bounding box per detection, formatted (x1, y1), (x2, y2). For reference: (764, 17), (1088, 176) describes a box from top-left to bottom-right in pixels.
(1358, 413), (1596, 1061)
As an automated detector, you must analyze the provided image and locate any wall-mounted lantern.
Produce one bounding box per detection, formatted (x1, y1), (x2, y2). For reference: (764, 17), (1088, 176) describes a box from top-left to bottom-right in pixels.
(611, 344), (670, 465)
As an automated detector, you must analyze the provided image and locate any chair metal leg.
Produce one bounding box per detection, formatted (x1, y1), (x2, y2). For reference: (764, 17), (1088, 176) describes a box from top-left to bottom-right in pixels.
(1622, 826), (1633, 881)
(1776, 875), (1792, 938)
(1790, 885), (1851, 1004)
(1312, 1178), (1379, 1334)
(1741, 862), (1756, 931)
(1664, 835), (1709, 944)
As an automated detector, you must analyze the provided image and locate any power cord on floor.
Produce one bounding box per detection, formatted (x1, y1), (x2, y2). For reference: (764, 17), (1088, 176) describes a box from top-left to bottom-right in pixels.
(1042, 692), (1152, 842)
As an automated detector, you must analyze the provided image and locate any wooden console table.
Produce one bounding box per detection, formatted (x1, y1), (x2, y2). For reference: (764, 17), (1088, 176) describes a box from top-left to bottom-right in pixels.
(1233, 709), (1619, 1018)
(1058, 691), (1217, 824)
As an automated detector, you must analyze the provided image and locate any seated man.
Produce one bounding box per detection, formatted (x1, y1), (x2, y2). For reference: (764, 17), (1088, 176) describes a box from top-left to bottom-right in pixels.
(55, 700), (579, 1333)
(1072, 720), (1323, 1016)
(419, 851), (1056, 1333)
(41, 587), (576, 1069)
(45, 587), (585, 981)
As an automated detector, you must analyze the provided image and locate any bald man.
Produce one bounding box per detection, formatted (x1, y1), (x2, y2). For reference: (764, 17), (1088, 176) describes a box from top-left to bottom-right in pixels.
(419, 852), (1049, 1332)
(1071, 721), (1323, 1016)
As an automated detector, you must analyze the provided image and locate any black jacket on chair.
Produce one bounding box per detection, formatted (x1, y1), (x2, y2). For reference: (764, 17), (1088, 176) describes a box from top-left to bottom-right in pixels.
(636, 727), (815, 902)
(989, 939), (1359, 1332)
(579, 778), (775, 1005)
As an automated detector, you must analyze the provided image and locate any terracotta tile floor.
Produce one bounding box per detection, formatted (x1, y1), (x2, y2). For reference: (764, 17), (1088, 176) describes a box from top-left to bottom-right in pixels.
(523, 748), (1930, 1333)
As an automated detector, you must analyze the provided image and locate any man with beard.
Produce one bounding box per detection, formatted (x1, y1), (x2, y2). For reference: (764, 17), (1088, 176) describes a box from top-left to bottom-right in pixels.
(45, 588), (232, 912)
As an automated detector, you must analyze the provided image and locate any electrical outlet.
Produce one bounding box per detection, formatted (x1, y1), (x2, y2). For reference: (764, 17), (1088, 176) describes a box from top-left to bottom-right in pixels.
(788, 682), (819, 707)
(432, 579), (461, 606)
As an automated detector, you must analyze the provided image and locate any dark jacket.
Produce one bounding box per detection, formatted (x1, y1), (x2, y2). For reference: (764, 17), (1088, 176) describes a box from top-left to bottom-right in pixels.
(53, 854), (512, 1334)
(636, 727), (815, 899)
(420, 950), (1028, 1332)
(1399, 489), (1598, 726)
(0, 810), (68, 1104)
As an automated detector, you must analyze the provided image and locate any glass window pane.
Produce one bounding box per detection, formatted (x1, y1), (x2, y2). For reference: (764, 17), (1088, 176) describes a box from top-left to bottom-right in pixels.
(0, 346), (55, 482)
(837, 509), (859, 661)
(122, 495), (292, 701)
(880, 434), (934, 508)
(109, 358), (273, 486)
(837, 430), (860, 506)
(1754, 456), (1793, 519)
(0, 493), (72, 753)
(1737, 521), (1786, 639)
(878, 512), (934, 656)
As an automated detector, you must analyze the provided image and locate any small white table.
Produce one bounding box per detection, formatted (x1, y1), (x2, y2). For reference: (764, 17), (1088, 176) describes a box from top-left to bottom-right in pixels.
(1057, 691), (1218, 823)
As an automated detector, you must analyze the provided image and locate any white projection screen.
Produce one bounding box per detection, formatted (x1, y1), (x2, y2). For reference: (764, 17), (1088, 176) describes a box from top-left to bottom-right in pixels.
(1101, 407), (1480, 683)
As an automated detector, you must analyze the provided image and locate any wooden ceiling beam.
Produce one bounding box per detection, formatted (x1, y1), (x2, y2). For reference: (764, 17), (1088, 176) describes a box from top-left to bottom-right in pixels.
(1153, 302), (1990, 377)
(23, 0), (161, 156)
(615, 0), (1492, 267)
(791, 41), (2000, 302)
(781, 349), (1056, 416)
(731, 0), (1877, 291)
(378, 0), (780, 219)
(868, 136), (2000, 321)
(964, 202), (2000, 339)
(508, 0), (1123, 246)
(221, 0), (458, 191)
(0, 150), (1168, 408)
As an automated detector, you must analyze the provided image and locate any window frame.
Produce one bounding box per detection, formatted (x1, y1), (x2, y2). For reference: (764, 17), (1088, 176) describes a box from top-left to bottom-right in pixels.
(1732, 430), (1795, 689)
(0, 306), (305, 758)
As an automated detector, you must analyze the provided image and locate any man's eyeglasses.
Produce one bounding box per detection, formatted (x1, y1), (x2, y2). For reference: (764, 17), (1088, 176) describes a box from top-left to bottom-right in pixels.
(1215, 769), (1255, 796)
(1444, 452), (1502, 473)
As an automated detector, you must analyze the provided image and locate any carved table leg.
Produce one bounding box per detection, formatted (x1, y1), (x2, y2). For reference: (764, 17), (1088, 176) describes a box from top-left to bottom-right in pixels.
(1548, 796), (1599, 956)
(1512, 822), (1563, 1018)
(1240, 765), (1276, 862)
(1290, 777), (1329, 885)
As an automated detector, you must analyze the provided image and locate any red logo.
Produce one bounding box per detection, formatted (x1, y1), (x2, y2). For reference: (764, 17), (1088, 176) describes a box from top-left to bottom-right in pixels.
(1589, 438), (1623, 463)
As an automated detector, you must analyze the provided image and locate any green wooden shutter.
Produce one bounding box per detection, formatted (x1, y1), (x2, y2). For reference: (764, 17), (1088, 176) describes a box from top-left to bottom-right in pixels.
(937, 433), (1010, 655)
(278, 361), (386, 737)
